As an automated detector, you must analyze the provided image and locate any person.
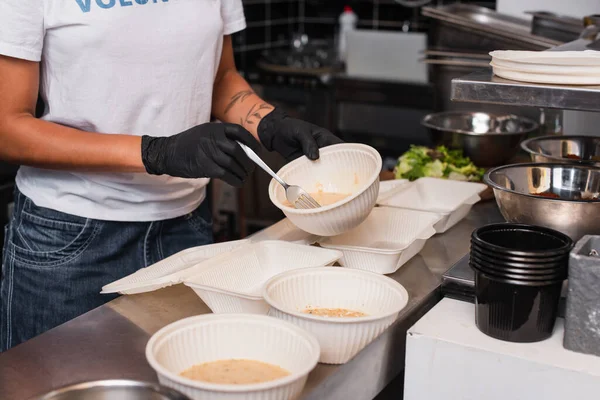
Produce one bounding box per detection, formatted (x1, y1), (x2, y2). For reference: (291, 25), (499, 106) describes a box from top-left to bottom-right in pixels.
(0, 0), (342, 352)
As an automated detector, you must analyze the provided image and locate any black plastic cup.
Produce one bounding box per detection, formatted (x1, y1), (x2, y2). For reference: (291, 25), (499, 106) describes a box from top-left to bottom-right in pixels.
(471, 223), (573, 258)
(473, 268), (562, 342)
(470, 257), (567, 282)
(471, 261), (565, 286)
(470, 240), (570, 265)
(470, 223), (568, 343)
(470, 249), (567, 275)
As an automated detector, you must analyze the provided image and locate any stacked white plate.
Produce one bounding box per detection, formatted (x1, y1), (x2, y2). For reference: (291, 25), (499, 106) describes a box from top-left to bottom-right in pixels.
(490, 50), (600, 85)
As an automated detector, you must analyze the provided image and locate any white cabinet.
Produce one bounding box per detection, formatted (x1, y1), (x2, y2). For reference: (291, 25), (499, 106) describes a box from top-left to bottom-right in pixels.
(404, 298), (600, 400)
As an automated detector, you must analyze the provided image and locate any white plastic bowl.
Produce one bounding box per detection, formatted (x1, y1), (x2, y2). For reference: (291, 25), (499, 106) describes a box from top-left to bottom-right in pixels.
(319, 207), (441, 274)
(146, 314), (320, 400)
(269, 143), (382, 236)
(184, 241), (342, 314)
(263, 267), (409, 364)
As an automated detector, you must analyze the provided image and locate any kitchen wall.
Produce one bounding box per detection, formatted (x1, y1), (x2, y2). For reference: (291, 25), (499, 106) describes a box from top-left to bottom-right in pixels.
(299, 0), (426, 40)
(234, 0), (420, 73)
(234, 0), (496, 73)
(234, 0), (300, 73)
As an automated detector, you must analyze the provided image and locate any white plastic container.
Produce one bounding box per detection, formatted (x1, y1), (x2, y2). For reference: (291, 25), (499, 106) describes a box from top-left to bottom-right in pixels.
(145, 314), (320, 400)
(269, 143), (382, 237)
(337, 6), (357, 62)
(184, 241), (342, 314)
(377, 177), (487, 233)
(377, 179), (409, 203)
(263, 267), (409, 364)
(101, 240), (249, 295)
(319, 208), (440, 274)
(249, 218), (320, 245)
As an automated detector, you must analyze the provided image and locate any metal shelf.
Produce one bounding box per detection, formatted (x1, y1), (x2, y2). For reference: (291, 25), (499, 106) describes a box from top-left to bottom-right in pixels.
(450, 39), (600, 112)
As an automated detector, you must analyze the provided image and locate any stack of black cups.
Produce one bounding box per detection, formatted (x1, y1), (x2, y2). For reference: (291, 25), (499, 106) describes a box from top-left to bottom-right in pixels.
(470, 223), (573, 343)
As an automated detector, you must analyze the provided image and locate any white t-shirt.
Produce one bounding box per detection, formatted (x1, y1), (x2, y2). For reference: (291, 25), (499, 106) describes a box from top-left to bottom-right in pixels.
(0, 0), (246, 221)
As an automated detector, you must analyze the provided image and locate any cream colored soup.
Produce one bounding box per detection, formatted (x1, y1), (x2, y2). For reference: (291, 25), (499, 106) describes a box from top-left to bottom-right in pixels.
(303, 307), (367, 318)
(180, 359), (290, 385)
(283, 192), (350, 208)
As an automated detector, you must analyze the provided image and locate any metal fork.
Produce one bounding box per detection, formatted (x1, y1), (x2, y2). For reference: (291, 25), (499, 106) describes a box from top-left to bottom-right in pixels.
(236, 141), (321, 209)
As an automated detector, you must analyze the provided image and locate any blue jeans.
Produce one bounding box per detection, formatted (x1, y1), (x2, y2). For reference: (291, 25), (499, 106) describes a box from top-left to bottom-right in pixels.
(1, 188), (213, 352)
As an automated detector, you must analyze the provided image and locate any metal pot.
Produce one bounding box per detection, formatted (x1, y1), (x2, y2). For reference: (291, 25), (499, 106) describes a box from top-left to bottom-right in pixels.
(521, 135), (600, 167)
(485, 163), (600, 241)
(29, 380), (190, 400)
(422, 111), (539, 167)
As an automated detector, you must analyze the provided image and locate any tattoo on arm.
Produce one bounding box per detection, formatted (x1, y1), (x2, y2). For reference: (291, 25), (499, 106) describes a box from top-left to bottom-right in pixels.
(242, 103), (274, 127)
(224, 90), (255, 114)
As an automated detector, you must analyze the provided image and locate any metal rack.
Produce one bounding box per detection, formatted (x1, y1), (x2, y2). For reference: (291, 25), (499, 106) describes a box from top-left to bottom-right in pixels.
(450, 36), (600, 113)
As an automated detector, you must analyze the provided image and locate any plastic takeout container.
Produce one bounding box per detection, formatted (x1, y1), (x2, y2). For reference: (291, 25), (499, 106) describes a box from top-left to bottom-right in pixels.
(377, 179), (409, 203)
(145, 314), (320, 400)
(377, 177), (487, 233)
(319, 207), (440, 274)
(101, 240), (249, 295)
(269, 143), (382, 237)
(248, 218), (320, 245)
(263, 267), (409, 364)
(184, 241), (342, 314)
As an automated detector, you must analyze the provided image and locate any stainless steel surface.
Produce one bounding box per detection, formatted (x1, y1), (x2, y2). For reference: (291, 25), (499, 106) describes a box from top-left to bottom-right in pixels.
(452, 67), (600, 113)
(422, 4), (561, 50)
(485, 163), (600, 241)
(0, 202), (503, 400)
(237, 141), (320, 209)
(30, 380), (190, 400)
(521, 136), (600, 167)
(422, 111), (538, 167)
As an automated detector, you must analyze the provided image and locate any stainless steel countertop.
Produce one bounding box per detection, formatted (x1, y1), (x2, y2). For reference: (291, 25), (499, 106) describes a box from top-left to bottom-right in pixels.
(0, 202), (503, 400)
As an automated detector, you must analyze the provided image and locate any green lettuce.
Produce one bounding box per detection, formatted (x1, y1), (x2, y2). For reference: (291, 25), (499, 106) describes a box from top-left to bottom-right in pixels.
(394, 145), (484, 182)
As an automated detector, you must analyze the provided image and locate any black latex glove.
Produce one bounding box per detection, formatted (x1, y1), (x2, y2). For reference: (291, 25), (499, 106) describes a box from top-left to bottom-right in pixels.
(141, 123), (260, 187)
(257, 107), (343, 162)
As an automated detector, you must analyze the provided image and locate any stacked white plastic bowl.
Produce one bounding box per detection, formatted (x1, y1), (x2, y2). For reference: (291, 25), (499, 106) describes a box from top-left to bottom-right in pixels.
(145, 314), (320, 400)
(263, 267), (409, 364)
(269, 143), (382, 236)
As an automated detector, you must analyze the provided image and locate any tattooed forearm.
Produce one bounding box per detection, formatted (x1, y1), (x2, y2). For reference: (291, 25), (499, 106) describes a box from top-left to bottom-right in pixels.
(224, 90), (255, 114)
(242, 102), (274, 127)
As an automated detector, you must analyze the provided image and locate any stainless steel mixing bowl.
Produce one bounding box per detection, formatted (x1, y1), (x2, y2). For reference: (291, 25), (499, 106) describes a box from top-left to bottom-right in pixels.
(485, 163), (600, 241)
(29, 380), (190, 400)
(422, 111), (539, 167)
(521, 135), (600, 166)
